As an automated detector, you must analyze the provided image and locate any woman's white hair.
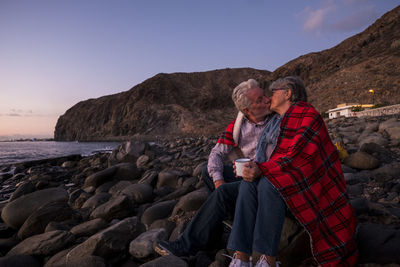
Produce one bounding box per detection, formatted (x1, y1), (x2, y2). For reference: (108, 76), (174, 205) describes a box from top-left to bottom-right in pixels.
(232, 79), (260, 111)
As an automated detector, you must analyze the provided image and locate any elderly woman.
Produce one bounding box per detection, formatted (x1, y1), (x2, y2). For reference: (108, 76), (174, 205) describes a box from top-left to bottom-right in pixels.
(228, 77), (358, 267)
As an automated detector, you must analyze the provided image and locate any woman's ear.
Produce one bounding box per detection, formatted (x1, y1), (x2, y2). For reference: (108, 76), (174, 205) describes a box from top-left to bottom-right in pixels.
(285, 89), (292, 101)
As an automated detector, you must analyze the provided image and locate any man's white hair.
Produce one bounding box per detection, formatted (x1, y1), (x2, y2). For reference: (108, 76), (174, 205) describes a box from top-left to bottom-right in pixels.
(232, 79), (260, 111)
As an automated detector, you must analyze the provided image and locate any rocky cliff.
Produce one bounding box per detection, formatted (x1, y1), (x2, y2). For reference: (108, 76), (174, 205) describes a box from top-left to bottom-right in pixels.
(55, 6), (400, 141)
(54, 68), (269, 141)
(263, 5), (400, 112)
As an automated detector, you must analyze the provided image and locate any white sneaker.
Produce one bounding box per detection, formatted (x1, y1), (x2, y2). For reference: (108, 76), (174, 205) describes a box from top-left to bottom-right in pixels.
(254, 255), (281, 267)
(225, 253), (252, 267)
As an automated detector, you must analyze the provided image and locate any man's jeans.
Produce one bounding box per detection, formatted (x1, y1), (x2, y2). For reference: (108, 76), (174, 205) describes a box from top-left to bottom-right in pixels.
(177, 164), (240, 254)
(227, 177), (286, 256)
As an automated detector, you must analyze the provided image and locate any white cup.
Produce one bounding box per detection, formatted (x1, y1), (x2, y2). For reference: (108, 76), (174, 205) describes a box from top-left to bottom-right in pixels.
(235, 158), (251, 176)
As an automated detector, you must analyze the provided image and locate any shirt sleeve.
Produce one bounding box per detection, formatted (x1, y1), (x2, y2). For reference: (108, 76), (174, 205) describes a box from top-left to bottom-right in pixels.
(207, 142), (233, 182)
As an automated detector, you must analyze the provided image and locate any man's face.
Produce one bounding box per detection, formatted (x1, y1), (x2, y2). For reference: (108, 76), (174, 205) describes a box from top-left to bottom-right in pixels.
(244, 87), (272, 122)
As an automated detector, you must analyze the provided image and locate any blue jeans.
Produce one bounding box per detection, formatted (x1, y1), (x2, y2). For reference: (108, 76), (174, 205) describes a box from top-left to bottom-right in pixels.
(227, 177), (286, 256)
(177, 164), (240, 254)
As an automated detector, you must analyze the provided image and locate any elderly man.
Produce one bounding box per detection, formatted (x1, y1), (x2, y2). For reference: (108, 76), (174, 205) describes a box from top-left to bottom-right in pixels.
(155, 78), (277, 257)
(227, 77), (358, 267)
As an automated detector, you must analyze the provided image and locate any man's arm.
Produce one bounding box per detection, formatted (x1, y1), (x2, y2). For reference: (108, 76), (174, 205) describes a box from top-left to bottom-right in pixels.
(207, 143), (233, 188)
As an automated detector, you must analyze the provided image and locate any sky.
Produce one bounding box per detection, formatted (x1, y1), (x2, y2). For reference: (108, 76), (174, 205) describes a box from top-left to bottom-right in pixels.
(0, 0), (399, 139)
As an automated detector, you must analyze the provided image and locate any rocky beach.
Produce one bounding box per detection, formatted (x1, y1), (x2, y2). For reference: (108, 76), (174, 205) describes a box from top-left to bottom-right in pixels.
(0, 114), (399, 267)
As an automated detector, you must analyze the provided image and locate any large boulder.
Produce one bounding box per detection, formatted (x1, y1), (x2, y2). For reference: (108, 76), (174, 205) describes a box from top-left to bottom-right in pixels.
(66, 217), (145, 263)
(7, 230), (75, 256)
(81, 192), (112, 212)
(0, 255), (41, 267)
(344, 151), (380, 170)
(129, 228), (168, 259)
(90, 195), (134, 221)
(109, 141), (148, 166)
(1, 187), (69, 229)
(119, 183), (154, 203)
(141, 200), (178, 227)
(357, 223), (400, 264)
(84, 166), (117, 188)
(70, 218), (109, 237)
(138, 255), (188, 267)
(172, 188), (209, 216)
(17, 201), (76, 240)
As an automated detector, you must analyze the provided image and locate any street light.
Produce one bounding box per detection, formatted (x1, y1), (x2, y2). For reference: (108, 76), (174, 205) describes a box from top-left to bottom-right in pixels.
(369, 89), (375, 105)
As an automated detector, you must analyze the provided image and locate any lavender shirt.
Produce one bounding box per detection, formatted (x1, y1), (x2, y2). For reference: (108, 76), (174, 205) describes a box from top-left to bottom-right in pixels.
(207, 115), (271, 182)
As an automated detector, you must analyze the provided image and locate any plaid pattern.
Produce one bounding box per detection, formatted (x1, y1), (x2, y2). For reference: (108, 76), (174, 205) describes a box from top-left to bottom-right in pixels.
(217, 119), (237, 146)
(257, 102), (358, 266)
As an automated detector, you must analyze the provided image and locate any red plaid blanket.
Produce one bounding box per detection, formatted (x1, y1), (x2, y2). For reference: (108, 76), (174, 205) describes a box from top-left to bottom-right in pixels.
(217, 119), (237, 146)
(257, 102), (358, 266)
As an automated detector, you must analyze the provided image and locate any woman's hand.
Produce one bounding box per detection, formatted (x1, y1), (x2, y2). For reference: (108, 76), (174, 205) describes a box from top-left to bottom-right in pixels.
(242, 162), (262, 182)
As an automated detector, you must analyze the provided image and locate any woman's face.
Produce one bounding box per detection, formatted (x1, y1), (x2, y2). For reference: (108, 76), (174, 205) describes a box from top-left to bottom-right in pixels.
(270, 88), (290, 113)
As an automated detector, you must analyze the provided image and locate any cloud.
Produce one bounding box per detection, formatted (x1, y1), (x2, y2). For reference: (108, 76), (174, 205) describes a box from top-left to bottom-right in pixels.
(299, 0), (379, 34)
(300, 1), (337, 33)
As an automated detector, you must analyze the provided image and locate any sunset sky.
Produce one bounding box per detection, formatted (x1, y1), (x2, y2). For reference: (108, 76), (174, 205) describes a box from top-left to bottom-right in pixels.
(0, 0), (398, 140)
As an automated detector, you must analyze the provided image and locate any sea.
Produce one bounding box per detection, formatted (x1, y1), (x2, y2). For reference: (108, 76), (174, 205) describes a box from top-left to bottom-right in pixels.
(0, 141), (121, 166)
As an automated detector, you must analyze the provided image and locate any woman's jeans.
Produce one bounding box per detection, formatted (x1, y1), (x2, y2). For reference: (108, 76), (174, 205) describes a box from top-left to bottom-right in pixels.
(227, 177), (286, 256)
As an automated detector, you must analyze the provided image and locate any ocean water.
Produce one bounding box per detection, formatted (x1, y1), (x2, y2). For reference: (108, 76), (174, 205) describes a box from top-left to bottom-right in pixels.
(0, 141), (121, 166)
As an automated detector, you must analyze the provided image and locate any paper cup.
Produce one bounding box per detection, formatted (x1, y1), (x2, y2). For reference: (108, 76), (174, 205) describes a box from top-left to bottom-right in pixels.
(235, 158), (251, 176)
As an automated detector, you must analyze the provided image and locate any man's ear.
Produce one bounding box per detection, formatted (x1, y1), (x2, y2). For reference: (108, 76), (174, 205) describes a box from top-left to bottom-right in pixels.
(242, 107), (250, 116)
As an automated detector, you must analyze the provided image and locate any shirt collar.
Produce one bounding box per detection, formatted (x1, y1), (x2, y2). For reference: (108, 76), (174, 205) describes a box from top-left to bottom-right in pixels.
(243, 113), (273, 126)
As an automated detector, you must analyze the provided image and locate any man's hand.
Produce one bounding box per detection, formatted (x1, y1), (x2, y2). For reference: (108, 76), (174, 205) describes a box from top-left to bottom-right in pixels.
(214, 180), (225, 189)
(242, 162), (262, 182)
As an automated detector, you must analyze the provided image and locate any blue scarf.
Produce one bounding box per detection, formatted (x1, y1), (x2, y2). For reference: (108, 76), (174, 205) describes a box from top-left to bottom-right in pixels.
(255, 113), (282, 163)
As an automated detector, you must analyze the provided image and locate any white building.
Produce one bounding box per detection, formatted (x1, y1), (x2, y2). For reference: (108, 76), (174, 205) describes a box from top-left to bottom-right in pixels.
(327, 103), (373, 119)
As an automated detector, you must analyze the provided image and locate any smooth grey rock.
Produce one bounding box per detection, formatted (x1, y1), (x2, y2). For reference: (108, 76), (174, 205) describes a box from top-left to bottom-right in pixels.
(358, 223), (400, 264)
(372, 163), (400, 178)
(9, 181), (35, 201)
(138, 255), (188, 267)
(156, 170), (180, 189)
(193, 161), (207, 177)
(138, 170), (158, 186)
(129, 228), (168, 258)
(137, 155), (150, 169)
(149, 219), (176, 237)
(90, 195), (134, 221)
(108, 180), (133, 195)
(378, 118), (400, 133)
(65, 255), (107, 267)
(70, 218), (108, 237)
(141, 200), (177, 227)
(386, 126), (400, 139)
(1, 187), (69, 229)
(358, 131), (389, 147)
(84, 166), (117, 188)
(172, 188), (209, 216)
(344, 151), (379, 170)
(350, 198), (370, 215)
(113, 162), (142, 181)
(109, 141), (148, 166)
(82, 192), (112, 211)
(66, 217), (145, 262)
(18, 201), (76, 240)
(182, 177), (198, 188)
(120, 183), (153, 203)
(44, 248), (72, 267)
(7, 230), (75, 256)
(347, 184), (364, 196)
(0, 255), (41, 267)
